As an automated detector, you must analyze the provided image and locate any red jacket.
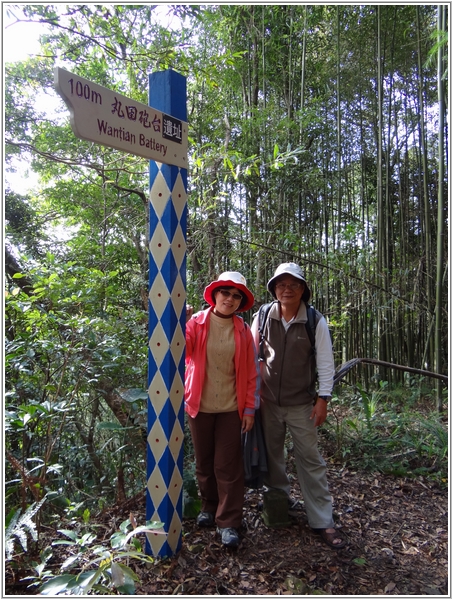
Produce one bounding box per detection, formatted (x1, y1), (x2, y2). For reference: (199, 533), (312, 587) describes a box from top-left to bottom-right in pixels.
(185, 308), (259, 419)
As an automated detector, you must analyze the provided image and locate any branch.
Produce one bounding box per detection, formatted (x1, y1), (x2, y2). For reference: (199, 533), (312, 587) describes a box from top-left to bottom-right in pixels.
(231, 235), (430, 310)
(6, 139), (101, 170)
(9, 16), (124, 61)
(4, 245), (34, 295)
(6, 139), (147, 205)
(97, 380), (147, 452)
(334, 357), (448, 386)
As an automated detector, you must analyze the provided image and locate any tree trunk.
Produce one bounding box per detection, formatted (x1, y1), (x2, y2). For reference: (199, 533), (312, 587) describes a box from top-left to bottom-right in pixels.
(435, 4), (446, 411)
(416, 6), (433, 368)
(98, 380), (147, 452)
(376, 6), (386, 365)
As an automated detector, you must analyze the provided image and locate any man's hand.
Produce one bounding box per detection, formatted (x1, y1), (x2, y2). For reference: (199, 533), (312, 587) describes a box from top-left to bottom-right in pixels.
(310, 398), (328, 427)
(242, 415), (255, 433)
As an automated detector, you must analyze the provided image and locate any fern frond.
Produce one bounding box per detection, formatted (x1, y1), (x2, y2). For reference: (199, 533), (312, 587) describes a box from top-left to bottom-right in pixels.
(5, 508), (21, 540)
(5, 496), (47, 560)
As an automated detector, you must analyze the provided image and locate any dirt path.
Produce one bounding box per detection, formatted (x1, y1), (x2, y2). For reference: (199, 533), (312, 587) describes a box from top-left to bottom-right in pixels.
(133, 467), (448, 595)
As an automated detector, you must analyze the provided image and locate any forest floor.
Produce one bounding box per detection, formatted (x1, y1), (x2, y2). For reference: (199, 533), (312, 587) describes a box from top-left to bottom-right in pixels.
(6, 445), (448, 597)
(131, 465), (449, 596)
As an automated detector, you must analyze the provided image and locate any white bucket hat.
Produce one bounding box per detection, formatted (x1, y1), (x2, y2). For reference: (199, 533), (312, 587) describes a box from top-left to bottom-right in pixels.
(267, 262), (311, 302)
(204, 271), (255, 312)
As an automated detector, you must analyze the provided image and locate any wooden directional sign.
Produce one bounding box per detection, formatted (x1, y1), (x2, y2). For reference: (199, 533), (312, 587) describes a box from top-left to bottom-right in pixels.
(54, 67), (188, 168)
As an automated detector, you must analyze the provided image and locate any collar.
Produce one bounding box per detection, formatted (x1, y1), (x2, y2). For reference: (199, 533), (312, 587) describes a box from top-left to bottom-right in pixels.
(269, 301), (308, 323)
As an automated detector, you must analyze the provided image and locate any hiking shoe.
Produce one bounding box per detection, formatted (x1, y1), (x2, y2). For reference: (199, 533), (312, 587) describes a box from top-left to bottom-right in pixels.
(217, 527), (240, 547)
(196, 511), (215, 527)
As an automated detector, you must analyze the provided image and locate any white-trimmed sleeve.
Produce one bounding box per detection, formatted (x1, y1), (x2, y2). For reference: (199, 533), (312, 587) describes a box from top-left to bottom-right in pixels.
(315, 316), (335, 396)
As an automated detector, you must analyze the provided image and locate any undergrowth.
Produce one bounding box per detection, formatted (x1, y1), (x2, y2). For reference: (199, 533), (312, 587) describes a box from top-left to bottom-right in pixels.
(5, 379), (447, 595)
(6, 513), (164, 595)
(323, 379), (448, 486)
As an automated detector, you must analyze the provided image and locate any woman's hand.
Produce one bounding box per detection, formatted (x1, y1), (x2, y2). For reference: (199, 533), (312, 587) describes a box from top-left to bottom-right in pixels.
(186, 304), (194, 322)
(241, 415), (255, 433)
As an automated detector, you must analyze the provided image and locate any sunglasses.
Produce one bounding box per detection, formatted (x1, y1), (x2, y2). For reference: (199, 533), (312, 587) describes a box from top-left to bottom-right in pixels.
(218, 289), (243, 302)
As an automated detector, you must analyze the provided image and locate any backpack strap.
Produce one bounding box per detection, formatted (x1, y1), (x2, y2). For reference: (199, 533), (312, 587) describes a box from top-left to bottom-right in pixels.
(305, 303), (318, 355)
(258, 301), (319, 360)
(257, 301), (275, 361)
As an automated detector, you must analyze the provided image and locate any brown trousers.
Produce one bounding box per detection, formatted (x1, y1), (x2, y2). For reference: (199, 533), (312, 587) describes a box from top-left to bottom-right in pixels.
(188, 411), (244, 528)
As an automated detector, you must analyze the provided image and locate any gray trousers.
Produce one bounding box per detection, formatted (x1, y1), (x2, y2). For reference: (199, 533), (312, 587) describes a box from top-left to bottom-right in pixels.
(261, 400), (334, 529)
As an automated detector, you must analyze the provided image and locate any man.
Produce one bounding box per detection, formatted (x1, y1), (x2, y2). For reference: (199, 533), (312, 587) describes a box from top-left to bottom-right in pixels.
(251, 262), (345, 549)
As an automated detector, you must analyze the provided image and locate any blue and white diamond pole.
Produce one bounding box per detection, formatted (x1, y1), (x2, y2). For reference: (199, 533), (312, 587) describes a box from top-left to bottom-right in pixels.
(146, 70), (187, 557)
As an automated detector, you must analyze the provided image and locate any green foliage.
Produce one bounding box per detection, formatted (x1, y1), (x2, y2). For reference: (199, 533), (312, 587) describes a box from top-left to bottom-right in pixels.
(182, 416), (202, 517)
(19, 518), (164, 595)
(357, 380), (388, 432)
(5, 496), (47, 560)
(326, 383), (448, 484)
(5, 257), (148, 513)
(3, 7), (447, 585)
(5, 3), (446, 381)
(182, 463), (202, 518)
(5, 189), (48, 257)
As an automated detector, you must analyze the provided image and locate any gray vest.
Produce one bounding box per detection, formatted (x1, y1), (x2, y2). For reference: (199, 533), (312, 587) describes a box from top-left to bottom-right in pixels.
(260, 302), (317, 406)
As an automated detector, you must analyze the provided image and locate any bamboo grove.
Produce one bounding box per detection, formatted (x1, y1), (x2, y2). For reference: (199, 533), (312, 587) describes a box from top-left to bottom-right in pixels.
(4, 4), (448, 509)
(185, 5), (448, 398)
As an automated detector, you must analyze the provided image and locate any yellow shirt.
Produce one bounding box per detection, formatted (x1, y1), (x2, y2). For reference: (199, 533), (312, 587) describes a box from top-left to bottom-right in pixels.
(200, 312), (237, 413)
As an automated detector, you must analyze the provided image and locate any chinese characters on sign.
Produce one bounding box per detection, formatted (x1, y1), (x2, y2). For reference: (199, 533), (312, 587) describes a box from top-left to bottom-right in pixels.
(111, 96), (183, 143)
(54, 67), (187, 166)
(162, 114), (183, 143)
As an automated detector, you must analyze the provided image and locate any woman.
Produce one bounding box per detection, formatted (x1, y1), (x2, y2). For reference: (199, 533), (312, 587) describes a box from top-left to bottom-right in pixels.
(185, 272), (259, 548)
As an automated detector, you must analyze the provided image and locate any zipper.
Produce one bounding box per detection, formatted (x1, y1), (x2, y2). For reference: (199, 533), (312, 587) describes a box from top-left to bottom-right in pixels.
(277, 327), (288, 406)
